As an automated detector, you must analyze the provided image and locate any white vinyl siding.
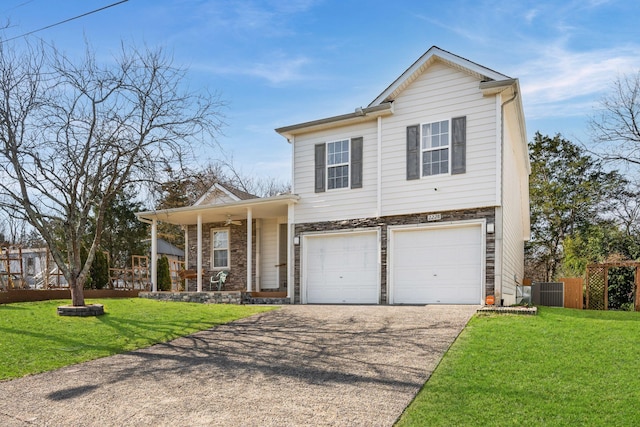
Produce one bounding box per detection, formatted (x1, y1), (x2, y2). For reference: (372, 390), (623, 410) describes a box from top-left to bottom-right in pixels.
(500, 107), (529, 305)
(380, 62), (498, 216)
(292, 61), (501, 223)
(294, 121), (379, 223)
(259, 218), (278, 289)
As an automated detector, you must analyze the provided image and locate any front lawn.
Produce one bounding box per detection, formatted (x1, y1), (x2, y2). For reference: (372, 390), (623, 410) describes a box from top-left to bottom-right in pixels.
(0, 298), (275, 381)
(396, 307), (640, 426)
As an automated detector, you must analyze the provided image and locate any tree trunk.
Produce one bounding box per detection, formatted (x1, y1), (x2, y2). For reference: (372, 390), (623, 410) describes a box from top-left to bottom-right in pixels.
(70, 281), (86, 306)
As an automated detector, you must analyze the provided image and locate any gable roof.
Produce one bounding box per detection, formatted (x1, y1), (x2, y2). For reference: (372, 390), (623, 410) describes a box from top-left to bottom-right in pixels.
(276, 46), (517, 140)
(369, 46), (512, 107)
(194, 182), (258, 206)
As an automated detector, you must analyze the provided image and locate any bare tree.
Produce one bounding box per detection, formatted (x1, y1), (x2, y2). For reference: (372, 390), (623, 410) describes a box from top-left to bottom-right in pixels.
(0, 40), (224, 306)
(590, 71), (640, 167)
(217, 158), (291, 197)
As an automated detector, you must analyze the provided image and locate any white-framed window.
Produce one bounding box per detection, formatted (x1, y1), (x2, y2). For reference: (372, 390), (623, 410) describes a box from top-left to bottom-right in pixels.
(211, 228), (229, 269)
(327, 139), (350, 189)
(421, 120), (449, 176)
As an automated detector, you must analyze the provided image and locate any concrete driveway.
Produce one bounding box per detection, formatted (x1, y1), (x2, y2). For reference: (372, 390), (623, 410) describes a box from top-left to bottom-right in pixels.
(0, 305), (477, 426)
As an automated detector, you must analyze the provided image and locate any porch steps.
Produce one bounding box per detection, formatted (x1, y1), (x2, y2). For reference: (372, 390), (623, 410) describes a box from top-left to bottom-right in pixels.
(244, 291), (290, 305)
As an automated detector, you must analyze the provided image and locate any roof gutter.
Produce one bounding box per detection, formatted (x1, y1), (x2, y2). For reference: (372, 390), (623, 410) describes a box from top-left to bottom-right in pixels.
(275, 102), (394, 140)
(135, 193), (301, 221)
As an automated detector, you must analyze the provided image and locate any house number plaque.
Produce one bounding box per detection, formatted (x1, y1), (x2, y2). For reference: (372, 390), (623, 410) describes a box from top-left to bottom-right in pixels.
(427, 213), (442, 221)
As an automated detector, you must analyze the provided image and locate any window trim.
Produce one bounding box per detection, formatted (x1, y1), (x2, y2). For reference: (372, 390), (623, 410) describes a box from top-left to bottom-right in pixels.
(210, 228), (230, 270)
(420, 118), (451, 178)
(326, 138), (351, 190)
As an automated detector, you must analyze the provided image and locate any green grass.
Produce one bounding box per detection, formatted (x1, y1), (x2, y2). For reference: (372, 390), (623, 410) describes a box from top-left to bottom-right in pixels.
(0, 298), (275, 381)
(396, 307), (640, 426)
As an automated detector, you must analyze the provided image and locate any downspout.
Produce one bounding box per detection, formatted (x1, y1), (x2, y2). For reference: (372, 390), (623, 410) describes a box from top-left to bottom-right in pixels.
(377, 116), (382, 218)
(290, 136), (295, 194)
(288, 136), (295, 302)
(497, 89), (518, 306)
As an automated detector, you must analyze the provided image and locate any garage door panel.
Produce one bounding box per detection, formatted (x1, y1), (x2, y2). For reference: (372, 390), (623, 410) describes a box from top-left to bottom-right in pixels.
(304, 232), (379, 304)
(393, 285), (479, 304)
(391, 225), (482, 304)
(395, 266), (477, 284)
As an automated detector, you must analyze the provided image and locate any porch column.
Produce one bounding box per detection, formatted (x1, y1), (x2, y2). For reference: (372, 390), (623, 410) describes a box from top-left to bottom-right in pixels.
(287, 203), (294, 300)
(197, 214), (203, 292)
(246, 207), (253, 292)
(183, 226), (189, 291)
(151, 219), (158, 292)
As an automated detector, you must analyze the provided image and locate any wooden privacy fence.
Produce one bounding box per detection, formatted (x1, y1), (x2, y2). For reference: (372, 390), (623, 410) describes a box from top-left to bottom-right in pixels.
(531, 278), (583, 309)
(557, 277), (583, 309)
(0, 289), (141, 304)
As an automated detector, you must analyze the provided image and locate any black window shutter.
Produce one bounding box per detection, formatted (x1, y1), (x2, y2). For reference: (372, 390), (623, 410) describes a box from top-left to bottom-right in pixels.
(350, 137), (363, 189)
(314, 143), (326, 193)
(406, 125), (420, 180)
(451, 116), (466, 175)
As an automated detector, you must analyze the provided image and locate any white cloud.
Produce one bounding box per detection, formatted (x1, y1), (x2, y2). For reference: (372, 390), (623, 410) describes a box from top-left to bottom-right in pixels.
(524, 8), (539, 24)
(514, 43), (640, 119)
(245, 56), (311, 85)
(197, 53), (311, 85)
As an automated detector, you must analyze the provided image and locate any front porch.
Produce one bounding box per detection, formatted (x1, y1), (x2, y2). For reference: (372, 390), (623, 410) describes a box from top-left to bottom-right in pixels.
(136, 192), (299, 300)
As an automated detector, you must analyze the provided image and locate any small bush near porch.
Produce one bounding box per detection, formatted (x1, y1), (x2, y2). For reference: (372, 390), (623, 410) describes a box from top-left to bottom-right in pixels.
(396, 307), (640, 426)
(0, 299), (275, 380)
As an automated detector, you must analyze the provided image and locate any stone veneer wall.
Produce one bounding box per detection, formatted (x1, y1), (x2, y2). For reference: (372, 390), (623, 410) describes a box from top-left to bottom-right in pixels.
(185, 220), (256, 292)
(140, 291), (243, 304)
(293, 207), (496, 304)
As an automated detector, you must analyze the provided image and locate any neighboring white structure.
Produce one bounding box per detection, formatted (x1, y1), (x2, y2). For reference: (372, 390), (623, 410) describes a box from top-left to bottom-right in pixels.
(137, 46), (530, 306)
(0, 246), (67, 289)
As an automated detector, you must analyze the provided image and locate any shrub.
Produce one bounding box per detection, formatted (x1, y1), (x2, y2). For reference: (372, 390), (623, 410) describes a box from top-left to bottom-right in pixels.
(89, 250), (110, 289)
(157, 256), (172, 291)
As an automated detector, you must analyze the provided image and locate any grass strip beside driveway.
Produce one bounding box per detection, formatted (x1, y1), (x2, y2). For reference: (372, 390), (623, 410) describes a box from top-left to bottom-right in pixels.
(0, 298), (275, 381)
(396, 307), (640, 426)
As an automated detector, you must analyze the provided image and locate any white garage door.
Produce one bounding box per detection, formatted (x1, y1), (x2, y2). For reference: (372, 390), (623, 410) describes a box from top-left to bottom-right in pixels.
(304, 231), (379, 304)
(391, 224), (482, 304)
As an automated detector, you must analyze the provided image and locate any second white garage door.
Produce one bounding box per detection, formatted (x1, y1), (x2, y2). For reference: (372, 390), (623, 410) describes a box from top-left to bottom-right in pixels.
(390, 224), (483, 304)
(303, 231), (379, 304)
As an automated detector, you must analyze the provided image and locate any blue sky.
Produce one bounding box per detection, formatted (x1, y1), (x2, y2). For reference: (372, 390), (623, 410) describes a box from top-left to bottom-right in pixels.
(3, 0), (640, 182)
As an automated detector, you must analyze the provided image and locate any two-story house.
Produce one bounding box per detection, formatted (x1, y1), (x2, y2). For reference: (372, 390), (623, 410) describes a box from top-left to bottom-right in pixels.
(137, 46), (530, 306)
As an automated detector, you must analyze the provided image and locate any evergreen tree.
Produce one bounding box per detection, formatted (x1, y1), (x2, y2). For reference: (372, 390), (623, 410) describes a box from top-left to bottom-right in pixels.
(157, 256), (172, 291)
(89, 250), (110, 289)
(97, 188), (149, 269)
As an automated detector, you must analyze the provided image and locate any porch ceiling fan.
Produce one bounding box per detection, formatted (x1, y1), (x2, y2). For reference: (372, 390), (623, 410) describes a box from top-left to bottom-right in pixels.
(224, 215), (242, 226)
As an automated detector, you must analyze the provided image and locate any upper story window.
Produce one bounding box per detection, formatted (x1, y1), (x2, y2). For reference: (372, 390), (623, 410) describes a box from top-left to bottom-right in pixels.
(421, 120), (449, 176)
(407, 116), (466, 181)
(314, 137), (363, 193)
(211, 228), (229, 269)
(327, 139), (350, 189)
